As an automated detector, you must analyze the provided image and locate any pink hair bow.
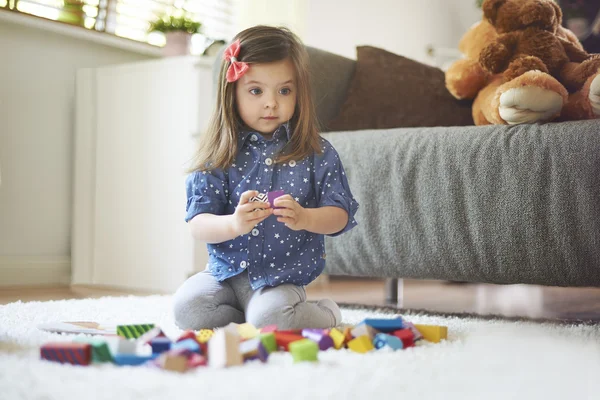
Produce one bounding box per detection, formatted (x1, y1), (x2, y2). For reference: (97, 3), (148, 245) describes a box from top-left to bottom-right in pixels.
(223, 39), (249, 83)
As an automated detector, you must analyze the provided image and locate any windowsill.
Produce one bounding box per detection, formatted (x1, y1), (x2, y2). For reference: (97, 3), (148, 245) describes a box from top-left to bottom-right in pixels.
(0, 8), (163, 57)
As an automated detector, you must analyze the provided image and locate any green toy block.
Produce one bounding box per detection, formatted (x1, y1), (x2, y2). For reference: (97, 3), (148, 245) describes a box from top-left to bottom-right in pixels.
(289, 339), (319, 363)
(74, 337), (113, 363)
(259, 333), (277, 354)
(116, 324), (155, 339)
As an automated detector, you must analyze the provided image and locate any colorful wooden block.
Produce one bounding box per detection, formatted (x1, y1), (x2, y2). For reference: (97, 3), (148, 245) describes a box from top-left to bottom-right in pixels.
(329, 328), (345, 350)
(73, 337), (113, 362)
(391, 329), (415, 348)
(196, 329), (214, 343)
(289, 339), (319, 362)
(177, 330), (197, 342)
(343, 327), (354, 344)
(187, 353), (207, 368)
(258, 333), (277, 354)
(351, 323), (378, 340)
(104, 336), (137, 355)
(373, 333), (403, 351)
(41, 342), (92, 365)
(268, 190), (285, 208)
(414, 324), (447, 343)
(137, 326), (166, 344)
(239, 338), (269, 363)
(171, 338), (201, 354)
(260, 325), (278, 333)
(362, 317), (404, 333)
(116, 324), (155, 339)
(160, 354), (188, 373)
(113, 353), (157, 366)
(274, 332), (304, 351)
(237, 323), (260, 340)
(208, 330), (243, 368)
(402, 320), (423, 341)
(302, 329), (334, 351)
(150, 337), (172, 354)
(347, 335), (375, 354)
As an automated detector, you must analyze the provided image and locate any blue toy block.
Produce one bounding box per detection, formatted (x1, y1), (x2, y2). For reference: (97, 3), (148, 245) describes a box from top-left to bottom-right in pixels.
(171, 338), (201, 354)
(113, 354), (157, 366)
(150, 337), (172, 354)
(361, 317), (404, 333)
(373, 333), (404, 351)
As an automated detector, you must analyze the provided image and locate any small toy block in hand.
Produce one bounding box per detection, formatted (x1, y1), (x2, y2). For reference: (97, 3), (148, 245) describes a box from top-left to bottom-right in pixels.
(239, 338), (269, 363)
(259, 333), (277, 354)
(329, 328), (345, 350)
(267, 190), (285, 208)
(351, 323), (378, 340)
(250, 192), (269, 211)
(391, 329), (415, 348)
(414, 324), (447, 343)
(113, 353), (157, 366)
(274, 332), (304, 351)
(41, 342), (92, 365)
(347, 335), (375, 354)
(237, 323), (260, 340)
(373, 333), (403, 351)
(116, 324), (155, 339)
(208, 330), (243, 368)
(362, 317), (404, 333)
(289, 339), (319, 363)
(302, 329), (334, 351)
(172, 338), (201, 354)
(73, 337), (113, 363)
(196, 329), (214, 344)
(150, 337), (172, 354)
(187, 353), (207, 368)
(260, 325), (278, 333)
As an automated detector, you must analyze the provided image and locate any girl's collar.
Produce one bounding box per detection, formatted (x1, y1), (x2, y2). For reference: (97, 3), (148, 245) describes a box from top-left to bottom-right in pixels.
(238, 122), (292, 144)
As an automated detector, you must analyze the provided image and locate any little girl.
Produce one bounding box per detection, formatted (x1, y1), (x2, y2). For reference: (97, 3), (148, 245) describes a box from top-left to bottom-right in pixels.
(173, 25), (359, 331)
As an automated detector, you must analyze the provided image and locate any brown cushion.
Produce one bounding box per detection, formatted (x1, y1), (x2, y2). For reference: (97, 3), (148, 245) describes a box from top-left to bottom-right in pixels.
(327, 46), (474, 131)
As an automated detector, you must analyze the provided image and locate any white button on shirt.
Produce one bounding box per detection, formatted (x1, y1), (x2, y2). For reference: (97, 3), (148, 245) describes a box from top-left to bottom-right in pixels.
(250, 134), (258, 142)
(265, 158), (273, 166)
(289, 160), (296, 167)
(240, 261), (247, 269)
(251, 228), (259, 236)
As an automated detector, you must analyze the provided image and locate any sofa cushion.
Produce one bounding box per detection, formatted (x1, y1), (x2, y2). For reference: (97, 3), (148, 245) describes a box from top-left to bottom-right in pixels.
(327, 46), (474, 131)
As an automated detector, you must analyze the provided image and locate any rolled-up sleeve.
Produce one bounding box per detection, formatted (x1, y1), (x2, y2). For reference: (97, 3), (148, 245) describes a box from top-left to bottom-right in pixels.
(185, 169), (228, 222)
(314, 139), (359, 237)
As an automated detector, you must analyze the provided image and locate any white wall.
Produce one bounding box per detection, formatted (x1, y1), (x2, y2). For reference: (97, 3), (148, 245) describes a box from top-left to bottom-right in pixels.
(0, 19), (156, 285)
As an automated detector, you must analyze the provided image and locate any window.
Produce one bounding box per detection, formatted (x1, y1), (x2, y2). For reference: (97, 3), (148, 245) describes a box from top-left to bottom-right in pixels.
(0, 0), (234, 51)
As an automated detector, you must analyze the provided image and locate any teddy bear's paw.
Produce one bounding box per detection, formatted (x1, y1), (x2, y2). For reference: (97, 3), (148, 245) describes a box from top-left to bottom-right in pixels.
(499, 86), (563, 124)
(588, 73), (600, 117)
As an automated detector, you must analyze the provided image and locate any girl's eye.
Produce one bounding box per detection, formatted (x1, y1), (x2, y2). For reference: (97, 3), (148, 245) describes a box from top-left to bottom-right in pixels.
(279, 88), (291, 95)
(249, 88), (262, 95)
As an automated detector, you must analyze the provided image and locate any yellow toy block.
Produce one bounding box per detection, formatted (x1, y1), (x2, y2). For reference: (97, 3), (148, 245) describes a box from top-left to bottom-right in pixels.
(329, 328), (345, 350)
(196, 329), (214, 344)
(414, 324), (448, 343)
(347, 335), (374, 354)
(237, 323), (260, 340)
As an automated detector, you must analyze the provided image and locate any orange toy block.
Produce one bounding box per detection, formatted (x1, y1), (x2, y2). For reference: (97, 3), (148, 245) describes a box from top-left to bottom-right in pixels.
(208, 330), (243, 368)
(343, 327), (353, 344)
(347, 335), (374, 354)
(414, 324), (447, 343)
(274, 332), (304, 351)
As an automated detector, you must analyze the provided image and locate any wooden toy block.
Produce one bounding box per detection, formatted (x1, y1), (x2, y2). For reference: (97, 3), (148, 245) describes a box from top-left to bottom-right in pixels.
(104, 336), (137, 355)
(343, 327), (354, 344)
(268, 190), (285, 208)
(414, 324), (447, 343)
(373, 333), (403, 351)
(239, 338), (269, 363)
(347, 335), (375, 354)
(223, 322), (242, 335)
(171, 338), (201, 354)
(41, 342), (92, 365)
(150, 337), (172, 354)
(289, 339), (319, 363)
(260, 325), (278, 333)
(73, 337), (113, 363)
(402, 320), (423, 341)
(237, 323), (260, 340)
(177, 330), (197, 342)
(351, 323), (378, 340)
(258, 333), (277, 354)
(274, 332), (304, 351)
(208, 330), (243, 368)
(276, 329), (303, 335)
(113, 353), (157, 366)
(161, 354), (188, 373)
(137, 326), (166, 344)
(391, 329), (415, 348)
(302, 329), (334, 351)
(116, 324), (155, 339)
(329, 328), (345, 350)
(187, 353), (207, 368)
(196, 329), (214, 343)
(362, 317), (404, 333)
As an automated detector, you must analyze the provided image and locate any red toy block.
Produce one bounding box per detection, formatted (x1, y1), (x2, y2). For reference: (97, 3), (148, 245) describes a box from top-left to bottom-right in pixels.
(274, 332), (304, 351)
(177, 330), (198, 343)
(41, 342), (92, 365)
(391, 329), (415, 348)
(187, 353), (207, 368)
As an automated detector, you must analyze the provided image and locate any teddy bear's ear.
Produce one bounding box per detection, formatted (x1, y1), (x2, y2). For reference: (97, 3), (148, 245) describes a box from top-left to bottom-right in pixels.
(482, 0), (507, 25)
(549, 1), (563, 25)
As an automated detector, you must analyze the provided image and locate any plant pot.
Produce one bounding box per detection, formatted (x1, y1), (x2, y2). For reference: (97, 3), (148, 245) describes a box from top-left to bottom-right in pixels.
(163, 32), (193, 57)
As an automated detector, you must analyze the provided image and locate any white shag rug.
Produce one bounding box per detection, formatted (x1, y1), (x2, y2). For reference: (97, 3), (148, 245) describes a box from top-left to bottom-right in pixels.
(1, 295), (599, 400)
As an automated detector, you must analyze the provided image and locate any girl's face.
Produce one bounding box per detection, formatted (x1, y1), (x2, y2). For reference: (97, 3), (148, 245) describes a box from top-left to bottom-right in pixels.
(235, 57), (297, 137)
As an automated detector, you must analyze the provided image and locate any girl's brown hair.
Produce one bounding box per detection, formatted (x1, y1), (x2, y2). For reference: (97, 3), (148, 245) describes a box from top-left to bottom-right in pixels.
(188, 25), (321, 172)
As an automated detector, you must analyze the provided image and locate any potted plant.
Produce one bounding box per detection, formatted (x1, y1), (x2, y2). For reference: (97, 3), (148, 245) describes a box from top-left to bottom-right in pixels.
(58, 0), (86, 27)
(148, 13), (202, 57)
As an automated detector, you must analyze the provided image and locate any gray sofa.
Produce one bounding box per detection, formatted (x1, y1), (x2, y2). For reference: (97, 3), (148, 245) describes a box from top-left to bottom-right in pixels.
(307, 47), (600, 289)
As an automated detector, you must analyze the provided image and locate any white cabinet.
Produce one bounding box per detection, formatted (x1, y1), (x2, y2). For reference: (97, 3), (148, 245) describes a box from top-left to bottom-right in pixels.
(72, 56), (215, 292)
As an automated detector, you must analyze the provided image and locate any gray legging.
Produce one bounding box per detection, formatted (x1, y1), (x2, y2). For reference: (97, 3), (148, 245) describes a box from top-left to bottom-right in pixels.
(172, 269), (340, 330)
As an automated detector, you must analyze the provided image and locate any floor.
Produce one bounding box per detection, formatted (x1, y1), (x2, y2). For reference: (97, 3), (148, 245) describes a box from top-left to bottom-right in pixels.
(2, 278), (600, 321)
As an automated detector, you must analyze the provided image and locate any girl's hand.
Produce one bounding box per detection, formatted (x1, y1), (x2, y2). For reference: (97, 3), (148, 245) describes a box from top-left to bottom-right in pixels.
(273, 194), (308, 231)
(231, 190), (272, 236)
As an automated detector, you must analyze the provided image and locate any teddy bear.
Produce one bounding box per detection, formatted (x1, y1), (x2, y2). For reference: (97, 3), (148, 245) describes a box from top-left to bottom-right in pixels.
(445, 0), (600, 125)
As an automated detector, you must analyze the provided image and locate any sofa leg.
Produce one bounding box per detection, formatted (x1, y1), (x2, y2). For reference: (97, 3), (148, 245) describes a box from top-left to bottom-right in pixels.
(385, 278), (404, 307)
